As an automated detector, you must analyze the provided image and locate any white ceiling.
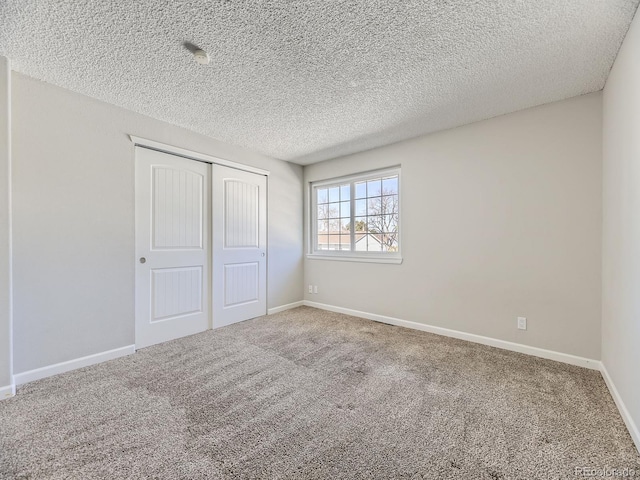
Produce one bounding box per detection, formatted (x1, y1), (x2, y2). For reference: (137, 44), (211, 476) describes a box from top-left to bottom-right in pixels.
(1, 1), (638, 165)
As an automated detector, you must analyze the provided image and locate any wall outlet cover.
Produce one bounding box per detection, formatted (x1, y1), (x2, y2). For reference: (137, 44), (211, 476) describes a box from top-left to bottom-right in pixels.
(517, 317), (527, 330)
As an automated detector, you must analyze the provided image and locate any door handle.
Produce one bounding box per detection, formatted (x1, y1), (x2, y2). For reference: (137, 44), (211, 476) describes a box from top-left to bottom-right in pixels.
(261, 252), (265, 257)
(139, 257), (146, 264)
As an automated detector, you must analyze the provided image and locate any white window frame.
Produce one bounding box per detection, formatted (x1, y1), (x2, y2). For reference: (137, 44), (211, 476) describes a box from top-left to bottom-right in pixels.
(307, 166), (402, 264)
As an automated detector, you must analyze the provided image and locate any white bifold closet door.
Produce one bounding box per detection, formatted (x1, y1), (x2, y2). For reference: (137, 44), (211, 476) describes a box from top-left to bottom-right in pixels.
(135, 147), (210, 349)
(212, 164), (267, 328)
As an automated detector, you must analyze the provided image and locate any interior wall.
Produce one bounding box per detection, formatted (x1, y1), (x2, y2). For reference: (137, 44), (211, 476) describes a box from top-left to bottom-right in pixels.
(602, 9), (640, 448)
(0, 57), (11, 390)
(304, 93), (603, 360)
(11, 73), (304, 374)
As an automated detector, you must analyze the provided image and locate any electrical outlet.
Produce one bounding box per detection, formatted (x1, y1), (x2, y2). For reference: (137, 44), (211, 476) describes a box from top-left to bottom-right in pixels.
(313, 285), (318, 294)
(517, 317), (527, 330)
(308, 284), (313, 294)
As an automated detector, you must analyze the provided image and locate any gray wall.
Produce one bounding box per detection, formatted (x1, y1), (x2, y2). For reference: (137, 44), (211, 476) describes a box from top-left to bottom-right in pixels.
(0, 57), (11, 389)
(11, 73), (303, 373)
(304, 93), (603, 360)
(602, 9), (640, 446)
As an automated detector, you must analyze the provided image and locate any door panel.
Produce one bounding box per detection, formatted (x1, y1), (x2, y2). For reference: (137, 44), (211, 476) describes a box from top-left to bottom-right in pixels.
(152, 167), (204, 249)
(135, 147), (210, 349)
(152, 266), (202, 320)
(213, 165), (267, 327)
(223, 262), (259, 307)
(224, 180), (259, 248)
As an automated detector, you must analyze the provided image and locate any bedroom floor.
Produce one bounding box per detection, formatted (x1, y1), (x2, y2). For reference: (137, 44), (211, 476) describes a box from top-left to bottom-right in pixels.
(1, 307), (638, 479)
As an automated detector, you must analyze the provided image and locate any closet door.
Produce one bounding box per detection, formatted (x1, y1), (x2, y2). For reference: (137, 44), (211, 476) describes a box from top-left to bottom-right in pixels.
(135, 147), (210, 349)
(212, 164), (267, 327)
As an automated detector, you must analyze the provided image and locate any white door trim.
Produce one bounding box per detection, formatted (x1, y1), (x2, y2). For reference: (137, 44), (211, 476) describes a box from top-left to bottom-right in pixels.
(129, 136), (270, 176)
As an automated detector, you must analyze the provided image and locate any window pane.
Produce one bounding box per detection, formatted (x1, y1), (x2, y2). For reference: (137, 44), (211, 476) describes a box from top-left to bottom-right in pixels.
(380, 234), (390, 252)
(317, 235), (329, 250)
(328, 202), (340, 219)
(340, 218), (350, 231)
(317, 188), (328, 204)
(367, 197), (382, 216)
(355, 182), (367, 199)
(367, 215), (384, 234)
(317, 204), (329, 220)
(381, 194), (398, 215)
(340, 201), (350, 217)
(381, 233), (399, 252)
(367, 179), (382, 197)
(329, 187), (340, 203)
(354, 216), (367, 232)
(381, 214), (397, 233)
(367, 233), (383, 252)
(328, 218), (341, 232)
(355, 199), (367, 216)
(340, 184), (350, 201)
(340, 234), (351, 251)
(382, 176), (398, 195)
(392, 234), (399, 250)
(317, 219), (328, 233)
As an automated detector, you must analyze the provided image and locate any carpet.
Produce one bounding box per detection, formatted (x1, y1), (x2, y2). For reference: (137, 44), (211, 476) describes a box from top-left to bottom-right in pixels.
(1, 306), (638, 479)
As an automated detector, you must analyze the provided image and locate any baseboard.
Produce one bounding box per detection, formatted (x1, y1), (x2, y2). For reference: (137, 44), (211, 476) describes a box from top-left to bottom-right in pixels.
(303, 301), (601, 370)
(268, 301), (304, 315)
(0, 383), (15, 400)
(13, 345), (135, 386)
(600, 363), (640, 453)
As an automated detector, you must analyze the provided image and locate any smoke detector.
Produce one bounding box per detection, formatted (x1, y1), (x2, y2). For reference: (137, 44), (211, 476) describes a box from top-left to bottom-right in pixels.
(193, 49), (210, 65)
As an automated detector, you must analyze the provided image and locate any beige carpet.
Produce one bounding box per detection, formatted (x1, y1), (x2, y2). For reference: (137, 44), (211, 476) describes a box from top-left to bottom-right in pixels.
(1, 306), (638, 479)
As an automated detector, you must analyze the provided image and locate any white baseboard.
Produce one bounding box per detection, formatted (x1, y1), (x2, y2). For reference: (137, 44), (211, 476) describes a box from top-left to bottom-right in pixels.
(268, 301), (304, 315)
(303, 301), (601, 370)
(0, 383), (15, 399)
(13, 345), (135, 386)
(600, 363), (640, 453)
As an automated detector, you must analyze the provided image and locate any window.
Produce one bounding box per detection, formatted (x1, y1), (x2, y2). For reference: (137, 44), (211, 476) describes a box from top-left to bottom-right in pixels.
(309, 167), (401, 263)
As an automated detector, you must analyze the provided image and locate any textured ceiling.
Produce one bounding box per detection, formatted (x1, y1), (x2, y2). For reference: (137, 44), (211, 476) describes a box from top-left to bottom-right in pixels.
(1, 1), (638, 164)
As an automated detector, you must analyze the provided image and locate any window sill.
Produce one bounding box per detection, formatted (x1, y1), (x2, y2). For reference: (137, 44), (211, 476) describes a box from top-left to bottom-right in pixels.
(306, 254), (403, 264)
